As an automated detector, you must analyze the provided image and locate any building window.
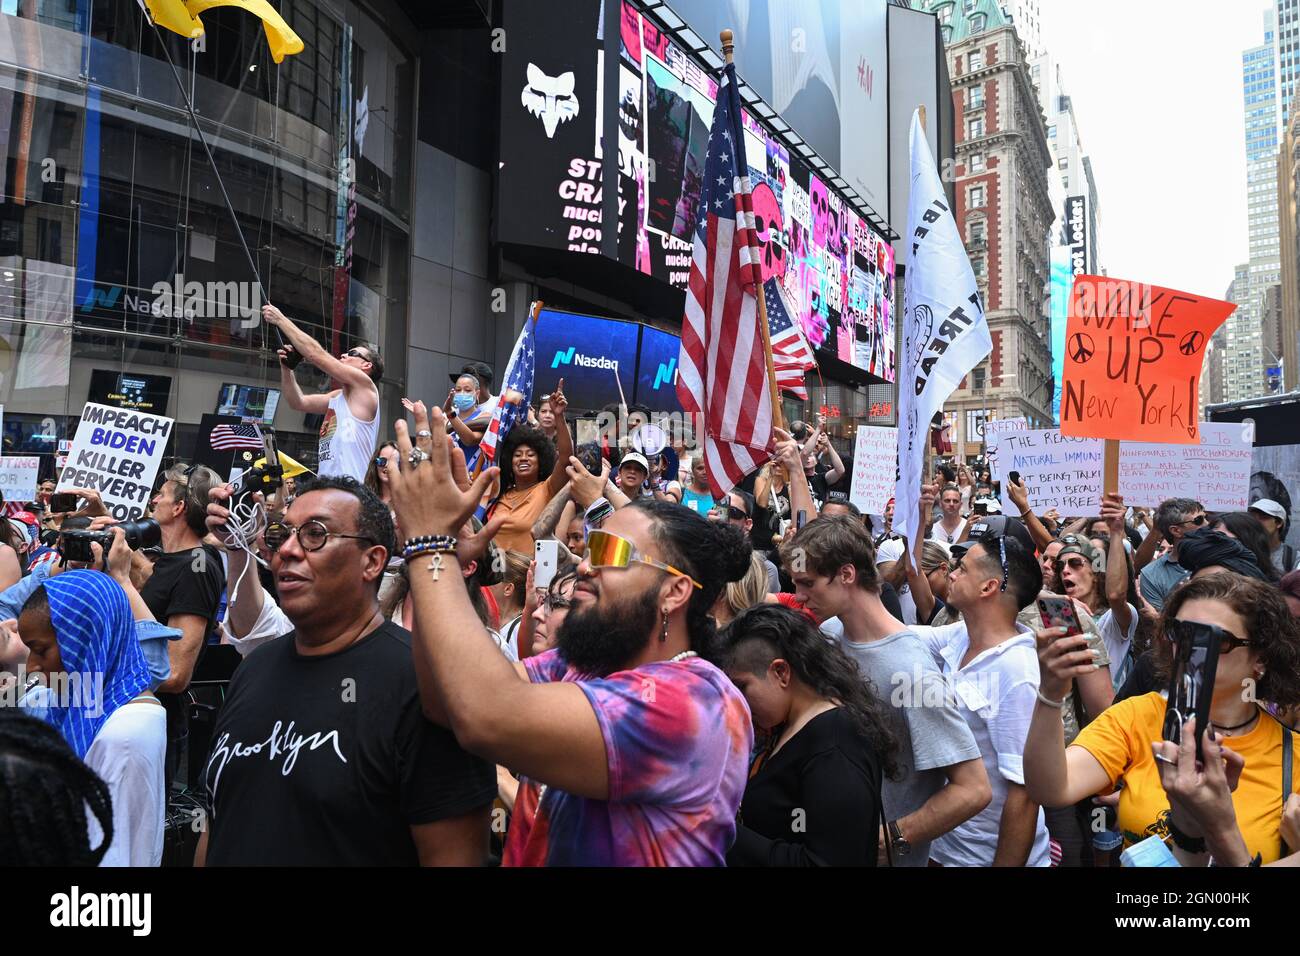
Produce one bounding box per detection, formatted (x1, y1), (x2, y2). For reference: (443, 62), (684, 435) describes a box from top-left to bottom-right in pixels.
(936, 3), (953, 25)
(971, 255), (986, 278)
(969, 49), (984, 71)
(942, 24), (952, 43)
(969, 184), (986, 207)
(969, 152), (985, 172)
(969, 85), (985, 109)
(969, 13), (987, 32)
(967, 116), (985, 139)
(1058, 155), (1068, 170)
(972, 366), (986, 391)
(968, 218), (987, 244)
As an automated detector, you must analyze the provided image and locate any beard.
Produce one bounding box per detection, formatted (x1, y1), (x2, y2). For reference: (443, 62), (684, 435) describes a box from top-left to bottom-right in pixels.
(557, 583), (660, 677)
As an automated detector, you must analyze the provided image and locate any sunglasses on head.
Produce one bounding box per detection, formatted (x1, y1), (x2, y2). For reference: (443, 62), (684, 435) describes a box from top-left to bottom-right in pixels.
(585, 530), (703, 589)
(956, 535), (1008, 592)
(1166, 618), (1252, 655)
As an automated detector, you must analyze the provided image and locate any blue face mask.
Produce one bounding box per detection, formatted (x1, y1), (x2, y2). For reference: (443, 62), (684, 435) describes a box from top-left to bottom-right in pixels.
(452, 393), (476, 413)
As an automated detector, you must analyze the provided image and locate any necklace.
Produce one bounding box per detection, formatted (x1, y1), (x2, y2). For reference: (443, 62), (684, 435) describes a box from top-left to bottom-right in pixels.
(1212, 709), (1259, 733)
(669, 650), (698, 662)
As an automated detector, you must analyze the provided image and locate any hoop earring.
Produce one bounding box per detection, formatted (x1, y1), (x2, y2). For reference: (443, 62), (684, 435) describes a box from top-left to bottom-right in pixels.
(660, 610), (669, 643)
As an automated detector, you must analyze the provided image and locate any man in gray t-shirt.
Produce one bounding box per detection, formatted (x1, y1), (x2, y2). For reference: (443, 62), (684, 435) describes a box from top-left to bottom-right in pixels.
(782, 516), (992, 865)
(831, 629), (983, 865)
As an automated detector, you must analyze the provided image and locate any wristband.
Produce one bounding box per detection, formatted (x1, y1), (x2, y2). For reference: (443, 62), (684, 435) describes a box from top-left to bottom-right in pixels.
(1035, 689), (1066, 709)
(1165, 815), (1208, 854)
(585, 497), (614, 530)
(402, 535), (458, 561)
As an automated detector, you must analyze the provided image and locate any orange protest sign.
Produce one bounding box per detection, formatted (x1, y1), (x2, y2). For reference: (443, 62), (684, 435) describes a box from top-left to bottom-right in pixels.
(1060, 275), (1235, 444)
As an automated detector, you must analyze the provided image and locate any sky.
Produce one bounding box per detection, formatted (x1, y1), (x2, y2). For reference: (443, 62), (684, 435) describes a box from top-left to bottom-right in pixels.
(1038, 0), (1271, 297)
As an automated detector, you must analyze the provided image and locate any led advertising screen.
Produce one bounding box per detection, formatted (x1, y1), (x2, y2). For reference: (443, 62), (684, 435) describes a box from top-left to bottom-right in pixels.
(87, 370), (172, 416)
(532, 308), (640, 412)
(634, 324), (684, 412)
(216, 383), (281, 425)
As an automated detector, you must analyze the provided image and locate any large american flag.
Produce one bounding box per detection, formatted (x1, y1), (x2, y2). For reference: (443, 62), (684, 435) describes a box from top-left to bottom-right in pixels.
(764, 278), (816, 400)
(210, 423), (263, 450)
(677, 63), (775, 498)
(477, 310), (536, 465)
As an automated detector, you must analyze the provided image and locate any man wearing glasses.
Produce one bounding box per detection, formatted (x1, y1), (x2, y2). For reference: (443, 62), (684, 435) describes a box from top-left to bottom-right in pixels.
(264, 303), (382, 483)
(1139, 498), (1206, 613)
(908, 533), (1053, 867)
(196, 475), (494, 866)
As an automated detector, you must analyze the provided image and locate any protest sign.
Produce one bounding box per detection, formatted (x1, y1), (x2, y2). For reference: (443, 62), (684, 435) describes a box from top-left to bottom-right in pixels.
(1060, 276), (1235, 445)
(0, 456), (39, 503)
(57, 402), (174, 520)
(982, 417), (1029, 481)
(849, 426), (898, 516)
(996, 428), (1103, 515)
(1119, 422), (1253, 511)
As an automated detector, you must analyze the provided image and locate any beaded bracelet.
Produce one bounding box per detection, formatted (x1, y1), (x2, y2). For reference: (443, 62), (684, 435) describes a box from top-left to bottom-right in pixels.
(402, 534), (457, 557)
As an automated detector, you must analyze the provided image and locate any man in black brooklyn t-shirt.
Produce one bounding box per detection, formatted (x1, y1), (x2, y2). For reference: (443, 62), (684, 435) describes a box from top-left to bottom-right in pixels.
(197, 476), (494, 866)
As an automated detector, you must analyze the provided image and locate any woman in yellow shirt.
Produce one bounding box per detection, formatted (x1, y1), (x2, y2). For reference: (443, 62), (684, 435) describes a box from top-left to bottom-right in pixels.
(1025, 573), (1300, 864)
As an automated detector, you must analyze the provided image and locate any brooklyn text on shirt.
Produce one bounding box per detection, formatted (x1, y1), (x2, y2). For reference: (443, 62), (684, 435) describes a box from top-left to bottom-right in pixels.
(206, 720), (347, 797)
(889, 665), (1004, 715)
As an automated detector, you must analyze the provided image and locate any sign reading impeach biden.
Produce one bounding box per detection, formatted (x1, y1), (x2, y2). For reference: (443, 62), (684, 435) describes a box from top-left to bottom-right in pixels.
(56, 403), (174, 520)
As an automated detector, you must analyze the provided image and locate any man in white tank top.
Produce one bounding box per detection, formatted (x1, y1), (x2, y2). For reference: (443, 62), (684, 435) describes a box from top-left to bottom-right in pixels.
(264, 304), (381, 482)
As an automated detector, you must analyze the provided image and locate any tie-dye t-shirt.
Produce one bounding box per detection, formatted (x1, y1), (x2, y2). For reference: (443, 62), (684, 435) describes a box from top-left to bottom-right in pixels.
(503, 649), (753, 866)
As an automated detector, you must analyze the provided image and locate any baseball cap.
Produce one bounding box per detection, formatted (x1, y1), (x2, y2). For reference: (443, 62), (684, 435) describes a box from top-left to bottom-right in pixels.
(1056, 533), (1105, 572)
(450, 361), (494, 386)
(1249, 498), (1287, 522)
(619, 452), (649, 474)
(952, 514), (1036, 559)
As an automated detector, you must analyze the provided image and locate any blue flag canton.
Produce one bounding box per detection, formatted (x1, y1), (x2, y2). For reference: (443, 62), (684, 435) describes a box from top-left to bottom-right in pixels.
(694, 68), (747, 245)
(499, 320), (536, 436)
(764, 280), (794, 336)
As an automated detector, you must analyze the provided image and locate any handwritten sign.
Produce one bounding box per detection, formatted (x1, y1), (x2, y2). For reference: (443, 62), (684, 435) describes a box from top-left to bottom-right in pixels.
(1061, 275), (1235, 444)
(1119, 422), (1253, 511)
(996, 428), (1103, 515)
(849, 426), (898, 515)
(982, 417), (1029, 481)
(57, 402), (174, 520)
(0, 456), (39, 503)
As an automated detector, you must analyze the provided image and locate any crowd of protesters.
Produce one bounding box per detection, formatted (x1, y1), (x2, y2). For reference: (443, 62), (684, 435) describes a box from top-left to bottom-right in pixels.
(2, 332), (1299, 867)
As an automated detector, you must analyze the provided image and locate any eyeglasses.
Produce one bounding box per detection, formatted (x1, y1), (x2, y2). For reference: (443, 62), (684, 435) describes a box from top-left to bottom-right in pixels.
(1177, 515), (1208, 528)
(584, 530), (703, 589)
(727, 506), (749, 521)
(1167, 618), (1253, 655)
(264, 519), (378, 553)
(344, 348), (370, 361)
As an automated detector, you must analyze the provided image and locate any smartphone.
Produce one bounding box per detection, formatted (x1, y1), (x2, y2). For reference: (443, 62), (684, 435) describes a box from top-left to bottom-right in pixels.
(796, 509), (807, 530)
(1008, 470), (1021, 485)
(1162, 622), (1222, 764)
(49, 492), (79, 513)
(279, 343), (303, 370)
(1037, 596), (1083, 638)
(534, 539), (559, 590)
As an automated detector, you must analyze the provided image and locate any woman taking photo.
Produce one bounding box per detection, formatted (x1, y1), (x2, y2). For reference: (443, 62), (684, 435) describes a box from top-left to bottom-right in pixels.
(487, 386), (572, 554)
(1025, 572), (1300, 863)
(721, 604), (898, 866)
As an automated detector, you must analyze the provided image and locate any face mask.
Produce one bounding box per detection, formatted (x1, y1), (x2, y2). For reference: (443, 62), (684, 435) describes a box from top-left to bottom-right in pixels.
(452, 393), (476, 413)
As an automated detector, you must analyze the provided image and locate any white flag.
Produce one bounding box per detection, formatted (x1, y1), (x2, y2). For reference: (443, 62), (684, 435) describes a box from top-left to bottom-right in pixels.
(895, 110), (992, 552)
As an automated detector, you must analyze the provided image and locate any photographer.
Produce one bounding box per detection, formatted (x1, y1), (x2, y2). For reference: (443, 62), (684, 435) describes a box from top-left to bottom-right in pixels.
(141, 464), (226, 782)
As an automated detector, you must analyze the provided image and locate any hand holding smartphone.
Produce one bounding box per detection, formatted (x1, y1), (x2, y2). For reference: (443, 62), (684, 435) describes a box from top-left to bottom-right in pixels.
(534, 539), (559, 590)
(1037, 595), (1083, 637)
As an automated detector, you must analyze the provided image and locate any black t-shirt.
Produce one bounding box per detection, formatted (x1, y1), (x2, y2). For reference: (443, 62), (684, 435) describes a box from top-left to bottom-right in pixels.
(728, 707), (883, 866)
(203, 622), (495, 866)
(141, 544), (226, 629)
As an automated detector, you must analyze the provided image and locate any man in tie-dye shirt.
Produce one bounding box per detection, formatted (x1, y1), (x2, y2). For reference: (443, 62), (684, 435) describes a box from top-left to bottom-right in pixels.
(386, 406), (754, 866)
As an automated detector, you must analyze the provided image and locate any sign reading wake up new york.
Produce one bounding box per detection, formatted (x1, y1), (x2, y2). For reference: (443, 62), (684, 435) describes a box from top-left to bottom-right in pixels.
(57, 402), (174, 520)
(1060, 275), (1235, 444)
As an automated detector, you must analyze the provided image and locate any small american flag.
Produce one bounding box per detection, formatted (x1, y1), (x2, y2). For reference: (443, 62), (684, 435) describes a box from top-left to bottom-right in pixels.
(764, 278), (816, 400)
(210, 423), (263, 450)
(676, 62), (774, 498)
(478, 309), (537, 464)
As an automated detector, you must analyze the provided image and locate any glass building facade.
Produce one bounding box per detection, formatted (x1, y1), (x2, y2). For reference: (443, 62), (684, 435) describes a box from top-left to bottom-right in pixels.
(0, 0), (413, 473)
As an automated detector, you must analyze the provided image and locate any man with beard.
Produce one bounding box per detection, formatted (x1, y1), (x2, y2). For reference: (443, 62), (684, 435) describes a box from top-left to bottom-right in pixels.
(388, 402), (755, 866)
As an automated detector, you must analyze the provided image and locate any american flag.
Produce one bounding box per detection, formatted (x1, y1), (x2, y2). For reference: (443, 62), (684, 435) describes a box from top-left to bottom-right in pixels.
(764, 278), (816, 400)
(676, 63), (774, 498)
(478, 309), (537, 465)
(210, 423), (263, 450)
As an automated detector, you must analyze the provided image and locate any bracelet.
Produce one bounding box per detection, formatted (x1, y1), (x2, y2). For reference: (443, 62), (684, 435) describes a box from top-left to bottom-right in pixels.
(1035, 689), (1067, 709)
(1209, 852), (1262, 868)
(1165, 815), (1208, 854)
(402, 535), (457, 561)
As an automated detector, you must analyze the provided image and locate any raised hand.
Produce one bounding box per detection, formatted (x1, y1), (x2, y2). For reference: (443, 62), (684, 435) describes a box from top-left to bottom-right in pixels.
(565, 455), (610, 509)
(387, 401), (498, 541)
(549, 378), (569, 418)
(1034, 627), (1097, 702)
(1100, 491), (1127, 536)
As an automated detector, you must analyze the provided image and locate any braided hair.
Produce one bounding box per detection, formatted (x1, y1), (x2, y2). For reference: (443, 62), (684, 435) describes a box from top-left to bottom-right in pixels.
(0, 708), (114, 865)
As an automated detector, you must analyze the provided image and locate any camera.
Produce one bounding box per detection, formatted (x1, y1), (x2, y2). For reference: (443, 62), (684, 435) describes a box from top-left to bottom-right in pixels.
(59, 518), (162, 564)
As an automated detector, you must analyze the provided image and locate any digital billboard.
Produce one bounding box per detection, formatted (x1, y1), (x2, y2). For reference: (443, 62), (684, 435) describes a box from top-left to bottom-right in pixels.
(634, 324), (684, 412)
(533, 307), (640, 411)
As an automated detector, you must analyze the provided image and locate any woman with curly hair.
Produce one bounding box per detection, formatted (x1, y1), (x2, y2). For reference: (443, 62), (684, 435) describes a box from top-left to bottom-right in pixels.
(721, 604), (900, 866)
(486, 385), (571, 554)
(1026, 572), (1300, 863)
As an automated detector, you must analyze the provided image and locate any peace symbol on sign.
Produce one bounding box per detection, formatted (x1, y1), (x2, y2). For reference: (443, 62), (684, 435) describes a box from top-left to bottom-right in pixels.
(1069, 332), (1095, 364)
(1179, 331), (1204, 355)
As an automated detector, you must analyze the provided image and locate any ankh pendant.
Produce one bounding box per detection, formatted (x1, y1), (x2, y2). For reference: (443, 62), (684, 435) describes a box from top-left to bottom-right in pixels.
(429, 553), (445, 581)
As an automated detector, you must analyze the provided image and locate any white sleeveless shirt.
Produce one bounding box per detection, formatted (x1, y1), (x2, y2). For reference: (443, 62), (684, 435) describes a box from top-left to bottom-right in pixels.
(317, 388), (379, 482)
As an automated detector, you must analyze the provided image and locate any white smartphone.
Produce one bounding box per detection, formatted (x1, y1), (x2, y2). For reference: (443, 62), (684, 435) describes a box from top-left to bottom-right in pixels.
(534, 539), (560, 590)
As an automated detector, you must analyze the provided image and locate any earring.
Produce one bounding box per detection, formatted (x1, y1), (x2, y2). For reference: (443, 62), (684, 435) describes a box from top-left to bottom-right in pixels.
(660, 610), (670, 643)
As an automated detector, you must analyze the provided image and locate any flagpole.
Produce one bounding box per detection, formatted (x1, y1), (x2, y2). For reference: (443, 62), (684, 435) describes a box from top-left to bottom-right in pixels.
(721, 29), (785, 434)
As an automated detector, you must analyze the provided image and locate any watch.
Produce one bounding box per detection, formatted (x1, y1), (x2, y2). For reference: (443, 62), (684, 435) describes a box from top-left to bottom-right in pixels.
(887, 820), (911, 857)
(448, 406), (458, 418)
(1165, 815), (1207, 854)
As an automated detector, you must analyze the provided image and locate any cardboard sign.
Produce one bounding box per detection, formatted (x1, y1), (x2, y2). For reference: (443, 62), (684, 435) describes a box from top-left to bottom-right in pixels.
(981, 417), (1029, 481)
(1119, 422), (1254, 511)
(57, 402), (174, 520)
(849, 426), (898, 516)
(1061, 275), (1235, 444)
(996, 428), (1102, 515)
(0, 456), (40, 503)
